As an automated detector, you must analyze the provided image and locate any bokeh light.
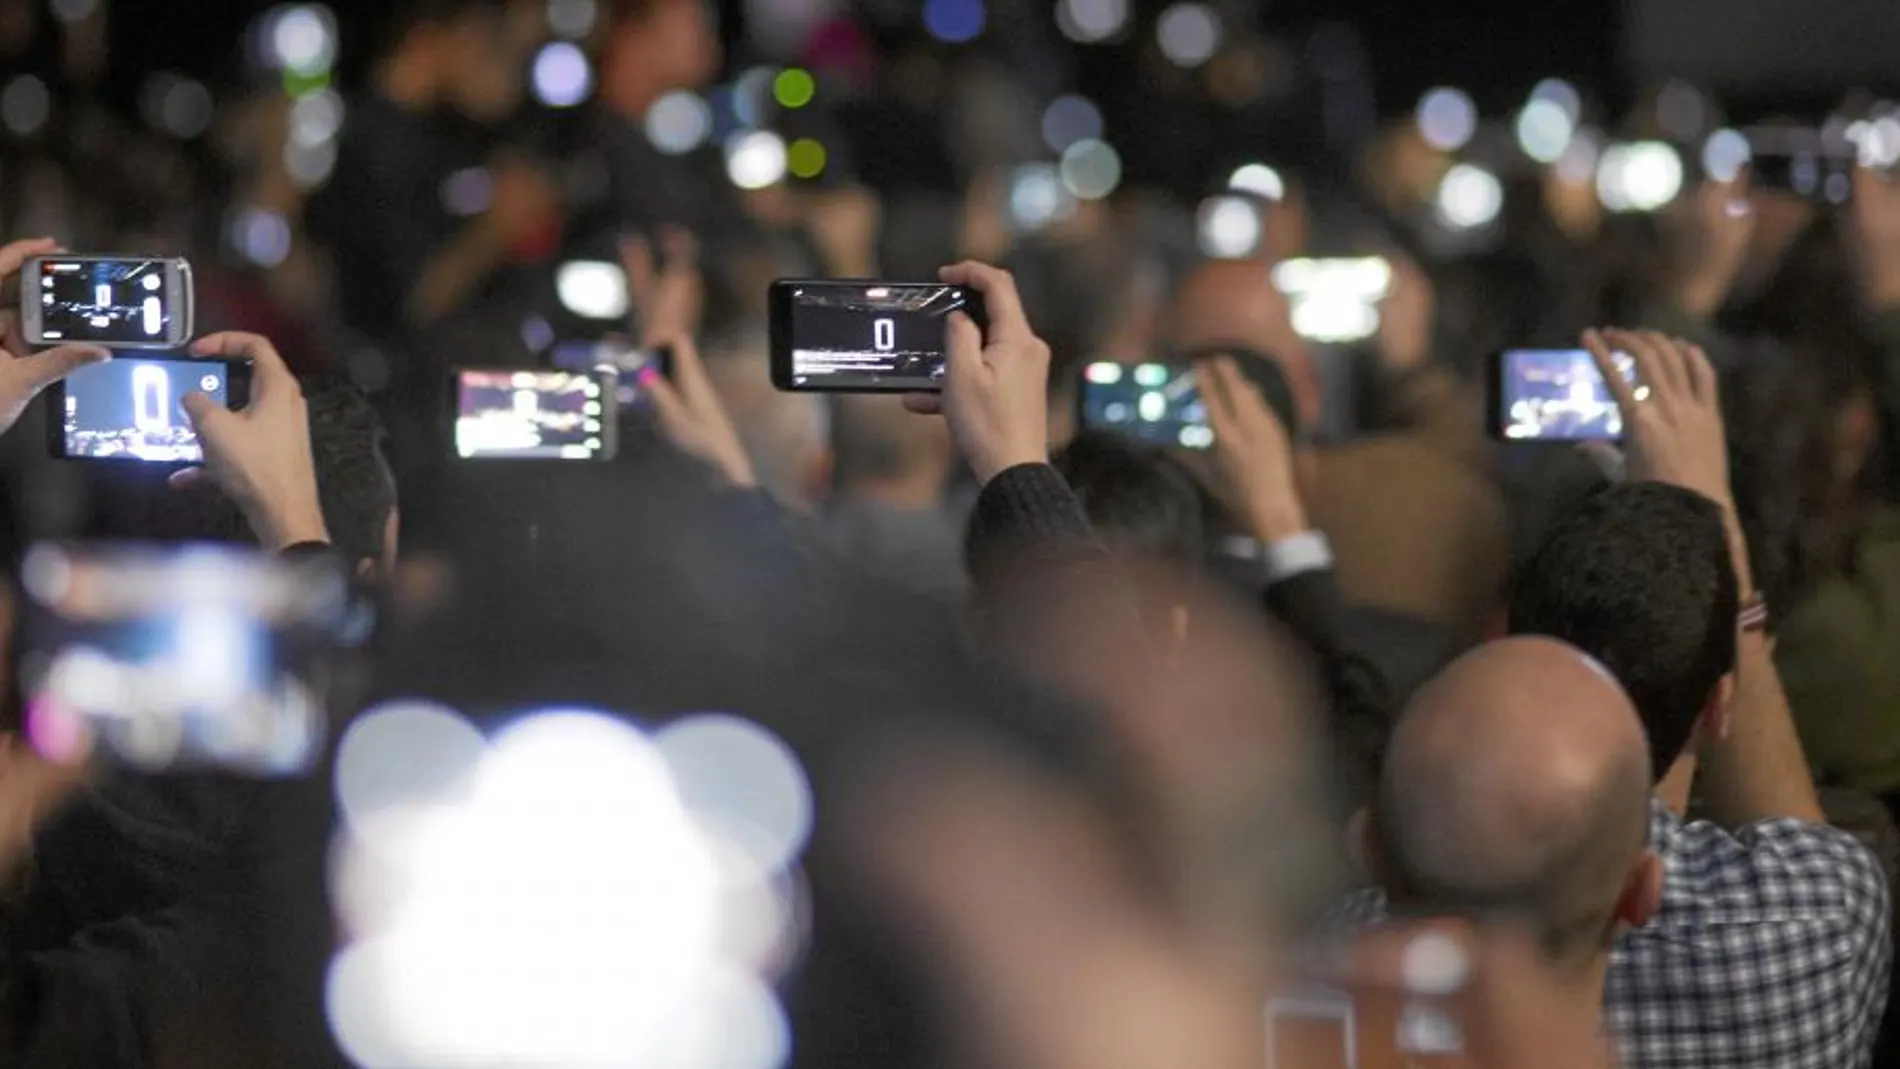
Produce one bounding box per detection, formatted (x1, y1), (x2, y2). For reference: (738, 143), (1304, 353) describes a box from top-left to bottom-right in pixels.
(1597, 141), (1684, 212)
(1060, 138), (1123, 200)
(532, 42), (593, 108)
(440, 167), (496, 217)
(1515, 98), (1575, 164)
(1850, 117), (1900, 171)
(1434, 163), (1504, 230)
(556, 261), (631, 320)
(336, 701), (487, 841)
(1041, 94), (1104, 154)
(656, 715), (813, 880)
(1529, 78), (1582, 122)
(1157, 3), (1221, 68)
(1228, 162), (1285, 201)
(1556, 129), (1601, 184)
(1273, 257), (1393, 343)
(923, 0), (986, 44)
(266, 5), (338, 77)
(1197, 195), (1262, 259)
(288, 88), (345, 147)
(2, 75), (51, 137)
(732, 67), (776, 128)
(1007, 164), (1076, 232)
(1701, 128), (1751, 184)
(1416, 87), (1478, 152)
(139, 74), (215, 141)
(773, 68), (816, 110)
(646, 90), (713, 155)
(228, 207), (293, 269)
(787, 138), (827, 180)
(725, 130), (789, 190)
(1056, 0), (1130, 43)
(284, 139), (339, 190)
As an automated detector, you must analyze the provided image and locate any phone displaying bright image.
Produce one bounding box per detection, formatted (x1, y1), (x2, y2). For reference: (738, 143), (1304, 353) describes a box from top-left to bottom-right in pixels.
(46, 354), (249, 463)
(548, 339), (673, 407)
(1079, 361), (1215, 450)
(1489, 348), (1640, 442)
(768, 279), (985, 393)
(20, 256), (195, 349)
(453, 368), (616, 461)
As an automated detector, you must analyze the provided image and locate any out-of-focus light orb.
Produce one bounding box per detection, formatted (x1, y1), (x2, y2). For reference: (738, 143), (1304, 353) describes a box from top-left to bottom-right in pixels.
(773, 67), (816, 110)
(51, 0), (98, 23)
(1435, 163), (1504, 230)
(2, 75), (51, 136)
(725, 130), (788, 190)
(1157, 2), (1222, 68)
(732, 66), (776, 128)
(1529, 78), (1582, 122)
(1228, 162), (1285, 201)
(288, 87), (344, 147)
(531, 42), (593, 108)
(657, 715), (813, 880)
(140, 74), (216, 141)
(1515, 98), (1574, 164)
(229, 207), (293, 269)
(1060, 138), (1122, 200)
(1597, 141), (1683, 213)
(1041, 94), (1104, 154)
(1656, 80), (1707, 141)
(557, 260), (631, 320)
(269, 5), (338, 76)
(1007, 163), (1075, 232)
(336, 701), (486, 836)
(1556, 129), (1601, 184)
(787, 138), (827, 179)
(644, 967), (793, 1069)
(1416, 87), (1478, 152)
(440, 167), (495, 216)
(547, 0), (598, 39)
(1850, 117), (1900, 171)
(284, 138), (338, 189)
(923, 0), (986, 44)
(1197, 195), (1262, 259)
(1701, 128), (1752, 184)
(646, 90), (713, 155)
(1057, 0), (1129, 43)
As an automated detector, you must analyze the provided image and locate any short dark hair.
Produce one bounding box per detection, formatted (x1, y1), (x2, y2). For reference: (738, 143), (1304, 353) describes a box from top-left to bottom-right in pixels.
(1507, 483), (1738, 780)
(1052, 431), (1204, 572)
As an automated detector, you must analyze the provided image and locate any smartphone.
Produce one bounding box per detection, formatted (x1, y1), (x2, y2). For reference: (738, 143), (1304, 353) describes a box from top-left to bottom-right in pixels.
(1489, 348), (1639, 442)
(1271, 258), (1393, 344)
(1744, 127), (1855, 204)
(15, 542), (350, 774)
(46, 354), (250, 463)
(453, 368), (616, 460)
(768, 279), (984, 393)
(548, 338), (672, 407)
(1266, 990), (1358, 1069)
(1080, 361), (1214, 450)
(20, 255), (195, 349)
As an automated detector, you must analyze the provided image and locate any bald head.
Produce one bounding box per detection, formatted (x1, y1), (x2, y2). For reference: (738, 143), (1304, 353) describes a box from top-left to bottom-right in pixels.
(1374, 637), (1652, 965)
(1167, 261), (1319, 427)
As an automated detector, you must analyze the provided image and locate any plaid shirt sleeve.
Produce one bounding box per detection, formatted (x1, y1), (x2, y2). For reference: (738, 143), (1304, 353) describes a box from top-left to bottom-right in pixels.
(1605, 804), (1893, 1069)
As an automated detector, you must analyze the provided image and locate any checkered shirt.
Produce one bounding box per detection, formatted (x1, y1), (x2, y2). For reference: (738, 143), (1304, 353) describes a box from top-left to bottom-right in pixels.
(1320, 799), (1891, 1069)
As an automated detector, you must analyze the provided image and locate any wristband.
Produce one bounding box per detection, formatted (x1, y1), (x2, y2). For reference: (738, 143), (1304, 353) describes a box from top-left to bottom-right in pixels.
(1738, 592), (1769, 634)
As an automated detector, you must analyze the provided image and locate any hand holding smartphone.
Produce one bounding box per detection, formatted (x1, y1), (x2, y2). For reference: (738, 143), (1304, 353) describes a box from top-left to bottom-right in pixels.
(19, 256), (194, 349)
(1488, 348), (1640, 442)
(768, 279), (985, 393)
(47, 353), (251, 463)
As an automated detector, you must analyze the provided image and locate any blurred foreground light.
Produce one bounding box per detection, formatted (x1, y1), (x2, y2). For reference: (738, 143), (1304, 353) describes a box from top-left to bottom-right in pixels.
(1597, 141), (1683, 213)
(51, 0), (98, 23)
(1228, 162), (1285, 201)
(228, 207), (293, 269)
(1435, 163), (1503, 230)
(336, 701), (486, 841)
(1850, 117), (1900, 171)
(1060, 138), (1122, 200)
(1057, 0), (1129, 43)
(1041, 94), (1104, 154)
(557, 261), (631, 320)
(2, 76), (50, 137)
(547, 0), (599, 39)
(1701, 128), (1751, 184)
(1156, 3), (1222, 68)
(1529, 78), (1581, 122)
(1007, 163), (1076, 232)
(265, 5), (339, 77)
(657, 715), (813, 880)
(288, 88), (344, 147)
(1555, 129), (1601, 184)
(1197, 195), (1262, 259)
(1273, 257), (1392, 343)
(923, 0), (985, 44)
(646, 90), (713, 155)
(732, 67), (775, 128)
(773, 67), (816, 109)
(787, 137), (827, 179)
(139, 74), (215, 141)
(1416, 87), (1477, 152)
(284, 139), (338, 190)
(725, 130), (788, 190)
(1515, 99), (1574, 164)
(532, 42), (593, 108)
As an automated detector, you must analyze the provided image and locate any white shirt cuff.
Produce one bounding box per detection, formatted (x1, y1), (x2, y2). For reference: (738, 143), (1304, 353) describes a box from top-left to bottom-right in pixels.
(1217, 531), (1334, 584)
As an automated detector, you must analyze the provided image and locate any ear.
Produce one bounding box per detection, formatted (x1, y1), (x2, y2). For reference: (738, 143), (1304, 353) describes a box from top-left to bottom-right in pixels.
(1699, 672), (1737, 743)
(1616, 850), (1664, 930)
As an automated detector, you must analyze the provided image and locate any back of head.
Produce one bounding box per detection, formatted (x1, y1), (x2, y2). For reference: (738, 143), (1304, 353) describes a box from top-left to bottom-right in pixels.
(1051, 431), (1204, 571)
(830, 393), (953, 498)
(1167, 260), (1319, 427)
(703, 326), (831, 510)
(1507, 482), (1737, 780)
(1376, 637), (1652, 967)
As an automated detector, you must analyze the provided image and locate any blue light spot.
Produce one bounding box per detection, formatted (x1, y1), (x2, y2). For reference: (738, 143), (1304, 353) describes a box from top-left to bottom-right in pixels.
(924, 0), (985, 43)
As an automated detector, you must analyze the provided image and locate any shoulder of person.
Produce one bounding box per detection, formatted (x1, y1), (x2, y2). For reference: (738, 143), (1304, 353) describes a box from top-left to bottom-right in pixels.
(1661, 812), (1890, 926)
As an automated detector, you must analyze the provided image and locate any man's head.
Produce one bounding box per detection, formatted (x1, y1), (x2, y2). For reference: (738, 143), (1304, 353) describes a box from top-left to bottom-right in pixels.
(1508, 482), (1738, 781)
(1367, 637), (1659, 973)
(379, 0), (523, 122)
(830, 393), (955, 506)
(1166, 260), (1319, 430)
(1051, 432), (1203, 643)
(600, 0), (720, 118)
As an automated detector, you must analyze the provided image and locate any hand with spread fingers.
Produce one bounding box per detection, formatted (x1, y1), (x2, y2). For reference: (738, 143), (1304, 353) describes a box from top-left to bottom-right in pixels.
(0, 238), (110, 436)
(1195, 356), (1307, 543)
(644, 334), (757, 488)
(905, 261), (1051, 485)
(1583, 328), (1733, 514)
(621, 227), (705, 346)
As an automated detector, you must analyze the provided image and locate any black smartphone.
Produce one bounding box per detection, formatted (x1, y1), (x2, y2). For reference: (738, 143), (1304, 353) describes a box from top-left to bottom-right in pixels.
(46, 354), (251, 463)
(452, 367), (617, 461)
(20, 255), (195, 349)
(1744, 127), (1855, 204)
(768, 279), (984, 393)
(1078, 361), (1214, 450)
(1489, 348), (1637, 442)
(548, 338), (672, 407)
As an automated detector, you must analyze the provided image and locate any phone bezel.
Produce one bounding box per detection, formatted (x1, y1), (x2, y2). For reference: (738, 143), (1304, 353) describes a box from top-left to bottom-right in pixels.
(44, 355), (254, 463)
(20, 256), (196, 350)
(767, 278), (981, 394)
(448, 366), (620, 462)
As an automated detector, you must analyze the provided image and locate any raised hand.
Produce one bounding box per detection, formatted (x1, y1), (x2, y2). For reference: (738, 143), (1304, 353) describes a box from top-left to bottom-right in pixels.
(0, 238), (109, 435)
(644, 334), (756, 488)
(1583, 328), (1731, 512)
(620, 227), (704, 346)
(905, 262), (1051, 485)
(1196, 356), (1307, 542)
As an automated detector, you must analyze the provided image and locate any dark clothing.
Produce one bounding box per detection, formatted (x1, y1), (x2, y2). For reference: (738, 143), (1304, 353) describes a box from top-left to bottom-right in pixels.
(818, 498), (969, 604)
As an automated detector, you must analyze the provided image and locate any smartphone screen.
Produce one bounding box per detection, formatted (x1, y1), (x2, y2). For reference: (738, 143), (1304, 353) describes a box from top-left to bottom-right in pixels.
(55, 355), (234, 462)
(771, 280), (980, 392)
(29, 257), (191, 346)
(548, 339), (670, 407)
(454, 368), (614, 460)
(1080, 361), (1214, 450)
(16, 543), (350, 775)
(1270, 258), (1393, 344)
(1494, 348), (1638, 442)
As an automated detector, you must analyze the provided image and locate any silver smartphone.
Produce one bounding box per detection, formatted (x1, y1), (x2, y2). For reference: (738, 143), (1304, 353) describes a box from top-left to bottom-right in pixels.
(19, 255), (195, 349)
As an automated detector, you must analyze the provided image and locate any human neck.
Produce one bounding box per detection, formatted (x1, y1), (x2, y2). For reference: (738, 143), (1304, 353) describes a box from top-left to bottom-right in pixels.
(1654, 752), (1698, 819)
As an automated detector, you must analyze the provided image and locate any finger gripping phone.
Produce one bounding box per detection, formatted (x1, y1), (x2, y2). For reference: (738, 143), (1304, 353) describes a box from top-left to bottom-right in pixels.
(20, 256), (195, 349)
(768, 279), (986, 393)
(452, 368), (617, 460)
(1488, 348), (1637, 442)
(46, 354), (252, 463)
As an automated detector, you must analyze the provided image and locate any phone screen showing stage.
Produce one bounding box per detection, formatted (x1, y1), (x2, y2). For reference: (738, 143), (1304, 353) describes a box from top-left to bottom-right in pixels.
(783, 282), (976, 390)
(61, 356), (229, 462)
(1497, 348), (1637, 442)
(37, 258), (178, 344)
(454, 369), (610, 460)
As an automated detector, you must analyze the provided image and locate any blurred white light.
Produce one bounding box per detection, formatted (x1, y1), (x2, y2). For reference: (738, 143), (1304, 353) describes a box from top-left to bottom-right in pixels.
(1290, 298), (1380, 343)
(1597, 141), (1683, 213)
(657, 715), (812, 880)
(289, 88), (344, 147)
(1197, 195), (1262, 259)
(532, 42), (593, 108)
(557, 261), (631, 320)
(139, 74), (215, 141)
(268, 6), (338, 76)
(1007, 163), (1076, 232)
(1274, 257), (1394, 342)
(1156, 3), (1222, 68)
(1057, 0), (1129, 43)
(2, 76), (51, 137)
(229, 207), (293, 269)
(284, 138), (339, 190)
(1060, 138), (1122, 200)
(1701, 128), (1752, 184)
(1416, 87), (1478, 152)
(1435, 163), (1504, 230)
(547, 0), (599, 39)
(1850, 117), (1900, 171)
(646, 90), (714, 155)
(336, 701), (487, 839)
(1228, 162), (1285, 201)
(440, 167), (496, 217)
(1529, 78), (1581, 123)
(725, 130), (788, 190)
(51, 0), (98, 23)
(1041, 94), (1104, 154)
(1515, 99), (1574, 164)
(640, 967), (792, 1069)
(1556, 129), (1601, 184)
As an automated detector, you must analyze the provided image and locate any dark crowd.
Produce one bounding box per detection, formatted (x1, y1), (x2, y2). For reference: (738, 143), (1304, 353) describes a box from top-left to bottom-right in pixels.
(0, 0), (1898, 1066)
